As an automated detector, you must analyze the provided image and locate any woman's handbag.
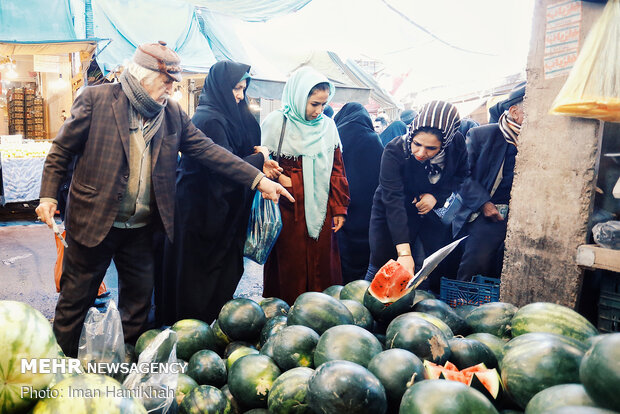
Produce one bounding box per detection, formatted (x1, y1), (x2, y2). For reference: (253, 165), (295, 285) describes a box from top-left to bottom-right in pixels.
(243, 116), (287, 264)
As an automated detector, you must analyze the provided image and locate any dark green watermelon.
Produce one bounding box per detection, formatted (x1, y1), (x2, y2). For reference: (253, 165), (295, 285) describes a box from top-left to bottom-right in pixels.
(579, 333), (620, 411)
(218, 298), (266, 342)
(135, 328), (162, 356)
(226, 346), (259, 372)
(453, 304), (478, 319)
(447, 337), (498, 370)
(259, 315), (287, 347)
(386, 313), (451, 364)
(339, 280), (371, 304)
(542, 408), (618, 414)
(228, 354), (281, 409)
(187, 349), (227, 387)
(340, 299), (374, 331)
(211, 320), (232, 353)
(413, 298), (470, 335)
(267, 367), (313, 414)
(500, 336), (584, 409)
(314, 324), (383, 368)
(503, 332), (589, 358)
(409, 311), (454, 338)
(287, 292), (354, 335)
(179, 385), (227, 414)
(220, 384), (242, 414)
(259, 298), (290, 320)
(224, 341), (257, 359)
(510, 302), (598, 343)
(175, 373), (199, 406)
(307, 360), (387, 414)
(465, 302), (518, 339)
(524, 384), (596, 414)
(270, 325), (319, 370)
(367, 348), (424, 410)
(399, 379), (499, 414)
(466, 333), (507, 363)
(171, 319), (217, 361)
(322, 285), (343, 299)
(412, 289), (435, 305)
(259, 337), (276, 360)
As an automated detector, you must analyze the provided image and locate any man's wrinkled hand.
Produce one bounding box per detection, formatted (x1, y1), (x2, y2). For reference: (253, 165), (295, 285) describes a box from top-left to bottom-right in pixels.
(481, 201), (504, 222)
(257, 177), (294, 203)
(35, 201), (57, 229)
(263, 159), (283, 180)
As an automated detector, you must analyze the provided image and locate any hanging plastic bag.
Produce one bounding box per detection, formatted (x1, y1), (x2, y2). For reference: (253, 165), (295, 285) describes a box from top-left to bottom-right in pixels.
(77, 300), (125, 381)
(123, 329), (179, 414)
(243, 190), (283, 265)
(550, 0), (620, 122)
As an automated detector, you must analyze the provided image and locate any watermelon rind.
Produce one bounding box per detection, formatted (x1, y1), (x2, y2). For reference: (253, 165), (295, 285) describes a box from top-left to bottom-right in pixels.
(267, 367), (313, 414)
(500, 337), (584, 409)
(32, 373), (146, 414)
(510, 302), (598, 343)
(579, 333), (620, 412)
(524, 383), (596, 414)
(0, 301), (60, 414)
(399, 379), (499, 414)
(179, 384), (227, 414)
(307, 360), (387, 414)
(313, 324), (383, 368)
(287, 292), (354, 335)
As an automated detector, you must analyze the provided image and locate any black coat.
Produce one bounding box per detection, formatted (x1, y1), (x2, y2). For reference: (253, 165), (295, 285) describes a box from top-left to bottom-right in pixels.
(369, 132), (468, 268)
(158, 61), (263, 325)
(334, 103), (384, 282)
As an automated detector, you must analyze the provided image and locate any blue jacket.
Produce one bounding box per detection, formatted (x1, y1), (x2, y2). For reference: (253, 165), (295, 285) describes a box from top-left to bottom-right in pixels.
(452, 124), (510, 236)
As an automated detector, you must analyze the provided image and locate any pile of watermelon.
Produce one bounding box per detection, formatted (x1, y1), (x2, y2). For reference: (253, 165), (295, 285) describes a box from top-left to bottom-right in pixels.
(2, 259), (620, 414)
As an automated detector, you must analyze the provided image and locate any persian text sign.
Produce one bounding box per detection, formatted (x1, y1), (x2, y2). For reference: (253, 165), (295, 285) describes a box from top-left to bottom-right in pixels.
(544, 0), (582, 79)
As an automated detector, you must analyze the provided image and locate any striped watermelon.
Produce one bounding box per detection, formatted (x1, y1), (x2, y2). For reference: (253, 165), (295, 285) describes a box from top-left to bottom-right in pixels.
(0, 301), (60, 413)
(32, 373), (146, 413)
(510, 302), (598, 342)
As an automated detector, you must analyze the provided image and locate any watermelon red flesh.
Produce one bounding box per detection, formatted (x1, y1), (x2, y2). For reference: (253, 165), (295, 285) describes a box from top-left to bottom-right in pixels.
(368, 260), (414, 303)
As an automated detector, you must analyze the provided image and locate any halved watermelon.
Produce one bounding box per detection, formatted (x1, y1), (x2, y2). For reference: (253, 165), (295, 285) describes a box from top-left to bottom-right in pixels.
(368, 260), (413, 303)
(364, 260), (416, 325)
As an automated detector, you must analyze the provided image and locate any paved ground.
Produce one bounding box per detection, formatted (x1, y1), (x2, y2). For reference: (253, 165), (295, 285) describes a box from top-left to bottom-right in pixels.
(0, 205), (264, 320)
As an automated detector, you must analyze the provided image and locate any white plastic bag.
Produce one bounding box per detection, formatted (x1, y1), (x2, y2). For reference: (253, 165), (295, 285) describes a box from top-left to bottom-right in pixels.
(123, 329), (179, 414)
(77, 300), (125, 381)
(550, 0), (620, 121)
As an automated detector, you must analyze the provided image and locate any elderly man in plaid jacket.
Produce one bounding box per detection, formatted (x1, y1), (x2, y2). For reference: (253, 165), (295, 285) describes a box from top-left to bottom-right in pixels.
(36, 41), (292, 357)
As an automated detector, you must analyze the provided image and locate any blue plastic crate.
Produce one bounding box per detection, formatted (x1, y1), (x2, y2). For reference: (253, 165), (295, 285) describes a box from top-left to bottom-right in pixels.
(440, 275), (500, 308)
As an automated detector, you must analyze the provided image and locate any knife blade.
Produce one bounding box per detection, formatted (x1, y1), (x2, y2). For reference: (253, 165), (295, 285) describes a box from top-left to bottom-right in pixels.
(51, 221), (68, 248)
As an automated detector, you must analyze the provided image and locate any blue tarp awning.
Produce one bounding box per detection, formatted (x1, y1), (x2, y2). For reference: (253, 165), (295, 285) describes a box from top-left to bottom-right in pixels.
(92, 0), (217, 74)
(0, 0), (77, 42)
(183, 0), (312, 22)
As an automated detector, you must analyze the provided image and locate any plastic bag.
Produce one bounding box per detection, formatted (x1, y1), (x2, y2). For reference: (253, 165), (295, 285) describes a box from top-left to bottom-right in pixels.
(243, 190), (283, 265)
(550, 0), (620, 121)
(123, 329), (179, 414)
(592, 220), (620, 249)
(77, 300), (125, 381)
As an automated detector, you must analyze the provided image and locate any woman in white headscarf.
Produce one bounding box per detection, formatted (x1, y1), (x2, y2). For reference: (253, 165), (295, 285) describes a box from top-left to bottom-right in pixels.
(260, 66), (350, 305)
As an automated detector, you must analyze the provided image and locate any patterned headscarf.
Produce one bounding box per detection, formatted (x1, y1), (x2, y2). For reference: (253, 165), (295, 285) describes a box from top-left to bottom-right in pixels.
(405, 101), (461, 183)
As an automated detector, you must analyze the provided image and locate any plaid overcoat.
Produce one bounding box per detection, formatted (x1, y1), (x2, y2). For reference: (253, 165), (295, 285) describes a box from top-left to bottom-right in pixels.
(39, 83), (261, 247)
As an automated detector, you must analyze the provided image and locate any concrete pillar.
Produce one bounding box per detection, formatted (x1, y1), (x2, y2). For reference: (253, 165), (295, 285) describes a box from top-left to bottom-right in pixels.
(500, 0), (607, 308)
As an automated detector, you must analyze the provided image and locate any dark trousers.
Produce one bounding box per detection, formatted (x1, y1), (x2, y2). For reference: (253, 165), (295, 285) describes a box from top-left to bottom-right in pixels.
(54, 226), (155, 357)
(456, 215), (507, 281)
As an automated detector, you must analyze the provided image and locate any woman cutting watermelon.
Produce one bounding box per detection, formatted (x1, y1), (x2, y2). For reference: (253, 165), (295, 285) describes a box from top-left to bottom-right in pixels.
(365, 101), (468, 293)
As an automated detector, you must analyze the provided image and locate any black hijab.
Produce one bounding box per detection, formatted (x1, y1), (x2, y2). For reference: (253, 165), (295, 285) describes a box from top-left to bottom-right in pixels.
(194, 60), (261, 157)
(334, 102), (384, 234)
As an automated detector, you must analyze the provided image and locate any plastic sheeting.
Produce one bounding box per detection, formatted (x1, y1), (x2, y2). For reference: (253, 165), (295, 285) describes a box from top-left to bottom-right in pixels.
(92, 0), (217, 73)
(0, 0), (77, 42)
(183, 0), (312, 22)
(1, 157), (46, 204)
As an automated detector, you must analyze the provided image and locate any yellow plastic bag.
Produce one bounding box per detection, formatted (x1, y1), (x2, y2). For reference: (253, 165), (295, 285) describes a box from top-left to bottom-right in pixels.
(550, 0), (620, 122)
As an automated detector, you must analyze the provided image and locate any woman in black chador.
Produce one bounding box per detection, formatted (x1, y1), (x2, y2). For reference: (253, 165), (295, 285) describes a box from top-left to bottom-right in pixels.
(158, 60), (280, 325)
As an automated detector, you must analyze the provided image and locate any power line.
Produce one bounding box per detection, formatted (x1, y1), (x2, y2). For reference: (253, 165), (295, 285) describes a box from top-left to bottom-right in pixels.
(379, 0), (495, 56)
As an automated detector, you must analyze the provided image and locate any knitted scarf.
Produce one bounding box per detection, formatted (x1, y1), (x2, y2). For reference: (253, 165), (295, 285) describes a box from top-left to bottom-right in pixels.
(120, 70), (165, 143)
(498, 111), (521, 147)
